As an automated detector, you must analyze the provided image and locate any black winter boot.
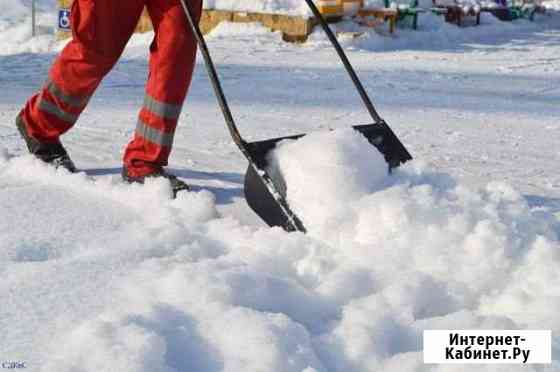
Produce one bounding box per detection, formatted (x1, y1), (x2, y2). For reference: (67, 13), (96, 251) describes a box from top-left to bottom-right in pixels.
(122, 167), (190, 198)
(16, 113), (77, 173)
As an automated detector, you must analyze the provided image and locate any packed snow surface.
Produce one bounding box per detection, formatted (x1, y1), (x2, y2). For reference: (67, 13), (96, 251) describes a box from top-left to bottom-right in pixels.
(1, 0), (560, 371)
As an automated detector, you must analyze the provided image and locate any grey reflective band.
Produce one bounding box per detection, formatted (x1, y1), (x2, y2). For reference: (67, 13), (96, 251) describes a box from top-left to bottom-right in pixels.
(135, 120), (174, 147)
(45, 80), (89, 108)
(143, 95), (182, 120)
(38, 98), (78, 124)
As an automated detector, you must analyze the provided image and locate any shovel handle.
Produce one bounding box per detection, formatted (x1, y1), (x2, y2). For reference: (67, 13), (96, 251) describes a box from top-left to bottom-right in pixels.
(179, 0), (248, 153)
(180, 0), (387, 139)
(302, 0), (384, 123)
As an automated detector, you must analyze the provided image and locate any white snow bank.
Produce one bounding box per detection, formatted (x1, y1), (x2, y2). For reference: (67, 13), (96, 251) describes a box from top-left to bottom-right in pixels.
(0, 155), (217, 263)
(21, 128), (559, 371)
(203, 0), (312, 17)
(0, 22), (56, 55)
(206, 21), (283, 40)
(0, 0), (56, 19)
(309, 11), (544, 52)
(0, 0), (58, 55)
(0, 0), (27, 21)
(543, 0), (560, 10)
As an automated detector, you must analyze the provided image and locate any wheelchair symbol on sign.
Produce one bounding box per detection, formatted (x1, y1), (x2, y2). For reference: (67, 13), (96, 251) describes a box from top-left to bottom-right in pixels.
(58, 9), (71, 30)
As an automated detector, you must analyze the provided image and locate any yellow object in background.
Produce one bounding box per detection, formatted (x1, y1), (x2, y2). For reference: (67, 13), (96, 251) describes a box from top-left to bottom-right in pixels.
(316, 0), (344, 17)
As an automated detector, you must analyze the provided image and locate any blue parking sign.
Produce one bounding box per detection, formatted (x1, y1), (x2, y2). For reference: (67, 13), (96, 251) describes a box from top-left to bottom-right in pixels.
(58, 9), (71, 30)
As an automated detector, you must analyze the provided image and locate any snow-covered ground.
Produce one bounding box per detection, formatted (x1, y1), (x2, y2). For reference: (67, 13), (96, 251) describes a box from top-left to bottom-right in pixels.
(1, 1), (560, 371)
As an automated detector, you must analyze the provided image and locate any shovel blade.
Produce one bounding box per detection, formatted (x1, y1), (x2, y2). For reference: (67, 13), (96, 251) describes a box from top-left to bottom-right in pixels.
(243, 123), (412, 232)
(245, 164), (305, 231)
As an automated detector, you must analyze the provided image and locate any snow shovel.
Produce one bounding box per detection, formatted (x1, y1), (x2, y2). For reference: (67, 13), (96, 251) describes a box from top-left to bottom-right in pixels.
(179, 0), (413, 233)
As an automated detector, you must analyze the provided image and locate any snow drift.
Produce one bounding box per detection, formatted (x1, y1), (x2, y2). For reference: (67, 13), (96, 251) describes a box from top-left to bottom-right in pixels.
(3, 128), (556, 371)
(0, 0), (56, 54)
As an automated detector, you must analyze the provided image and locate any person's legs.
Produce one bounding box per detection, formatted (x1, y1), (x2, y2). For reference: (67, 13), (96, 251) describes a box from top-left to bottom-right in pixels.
(19, 0), (146, 144)
(123, 0), (202, 178)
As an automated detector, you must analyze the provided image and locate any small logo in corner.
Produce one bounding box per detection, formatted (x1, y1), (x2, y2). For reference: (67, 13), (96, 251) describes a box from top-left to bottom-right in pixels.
(1, 361), (27, 369)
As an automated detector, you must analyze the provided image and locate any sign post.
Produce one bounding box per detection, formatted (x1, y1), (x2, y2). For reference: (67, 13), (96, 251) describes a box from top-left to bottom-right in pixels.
(31, 0), (36, 37)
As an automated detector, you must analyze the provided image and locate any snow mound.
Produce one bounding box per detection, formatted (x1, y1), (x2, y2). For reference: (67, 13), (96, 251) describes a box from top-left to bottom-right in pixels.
(0, 0), (27, 21)
(203, 0), (311, 17)
(206, 21), (283, 42)
(0, 0), (58, 55)
(28, 129), (560, 371)
(307, 10), (558, 53)
(267, 129), (389, 235)
(265, 129), (560, 369)
(544, 0), (560, 10)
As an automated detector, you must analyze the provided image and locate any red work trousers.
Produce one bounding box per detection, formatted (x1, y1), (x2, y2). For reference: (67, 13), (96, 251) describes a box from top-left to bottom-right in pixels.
(20, 0), (202, 177)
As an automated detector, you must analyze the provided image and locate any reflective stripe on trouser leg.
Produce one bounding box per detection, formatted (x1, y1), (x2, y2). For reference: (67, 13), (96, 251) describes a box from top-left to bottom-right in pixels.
(123, 0), (202, 178)
(143, 95), (182, 120)
(123, 103), (181, 177)
(135, 119), (175, 147)
(44, 79), (91, 108)
(37, 95), (80, 124)
(21, 79), (89, 142)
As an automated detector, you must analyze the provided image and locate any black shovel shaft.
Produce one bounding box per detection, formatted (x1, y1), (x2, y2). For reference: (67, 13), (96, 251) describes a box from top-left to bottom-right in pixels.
(178, 0), (412, 233)
(180, 0), (387, 142)
(180, 0), (306, 232)
(303, 0), (383, 123)
(178, 0), (246, 153)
